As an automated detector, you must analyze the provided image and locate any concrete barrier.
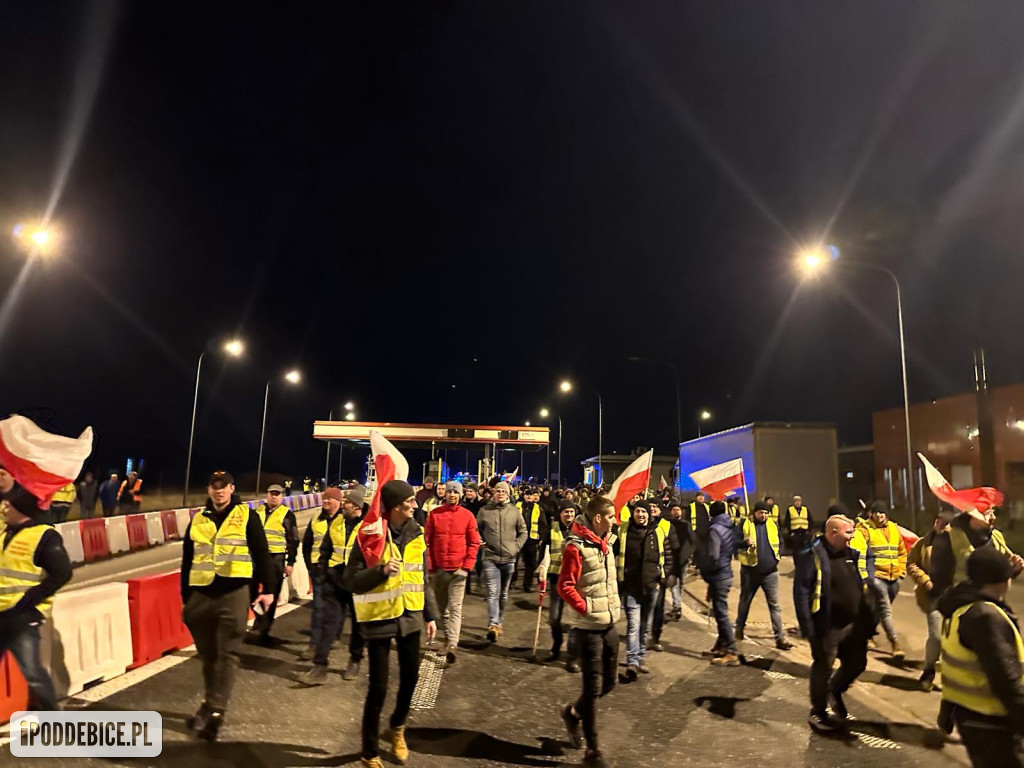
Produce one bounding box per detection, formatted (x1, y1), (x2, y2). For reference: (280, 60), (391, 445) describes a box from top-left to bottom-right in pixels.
(45, 582), (133, 698)
(55, 521), (84, 564)
(105, 516), (130, 555)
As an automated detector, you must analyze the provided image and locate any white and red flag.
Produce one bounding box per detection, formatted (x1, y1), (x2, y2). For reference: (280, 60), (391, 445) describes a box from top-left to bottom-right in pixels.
(0, 415), (93, 509)
(689, 458), (745, 501)
(918, 452), (1004, 515)
(358, 430), (410, 568)
(607, 449), (653, 524)
(658, 475), (668, 491)
(503, 467), (519, 484)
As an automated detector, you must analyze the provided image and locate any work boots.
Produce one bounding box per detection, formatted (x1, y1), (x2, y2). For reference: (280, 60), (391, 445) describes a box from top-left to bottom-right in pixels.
(890, 636), (906, 662)
(299, 664), (329, 686)
(391, 725), (409, 764)
(196, 710), (224, 742)
(343, 658), (362, 681)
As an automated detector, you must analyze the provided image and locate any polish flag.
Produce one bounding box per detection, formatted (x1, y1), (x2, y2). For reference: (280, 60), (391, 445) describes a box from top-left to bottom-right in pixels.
(503, 467), (519, 485)
(918, 452), (1004, 515)
(608, 449), (653, 524)
(689, 458), (745, 501)
(0, 415), (93, 509)
(658, 475), (668, 491)
(358, 430), (410, 568)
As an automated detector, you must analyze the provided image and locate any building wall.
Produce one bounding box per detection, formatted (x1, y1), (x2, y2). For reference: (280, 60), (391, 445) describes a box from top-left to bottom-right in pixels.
(838, 446), (875, 512)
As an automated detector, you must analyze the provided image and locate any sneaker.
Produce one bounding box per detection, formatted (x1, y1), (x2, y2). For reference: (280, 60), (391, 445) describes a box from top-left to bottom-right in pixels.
(561, 704), (583, 749)
(637, 662), (650, 674)
(566, 659), (581, 673)
(828, 690), (850, 721)
(735, 628), (745, 641)
(890, 638), (905, 662)
(919, 667), (936, 692)
(196, 710), (224, 742)
(360, 757), (385, 768)
(343, 659), (361, 681)
(390, 725), (409, 764)
(445, 650), (457, 666)
(486, 625), (498, 642)
(808, 710), (838, 733)
(297, 646), (314, 662)
(711, 653), (740, 667)
(649, 642), (664, 652)
(299, 664), (329, 686)
(495, 624), (504, 637)
(775, 638), (794, 651)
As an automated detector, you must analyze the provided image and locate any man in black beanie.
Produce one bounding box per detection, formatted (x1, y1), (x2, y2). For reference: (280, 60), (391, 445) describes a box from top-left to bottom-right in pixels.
(937, 546), (1024, 766)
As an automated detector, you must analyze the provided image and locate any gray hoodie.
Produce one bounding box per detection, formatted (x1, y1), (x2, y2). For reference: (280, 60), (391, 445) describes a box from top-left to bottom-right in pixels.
(477, 501), (527, 564)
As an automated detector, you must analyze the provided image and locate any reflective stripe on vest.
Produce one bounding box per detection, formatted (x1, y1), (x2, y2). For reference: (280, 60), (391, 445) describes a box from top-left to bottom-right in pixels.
(788, 506), (809, 531)
(188, 505), (253, 586)
(258, 504), (289, 555)
(518, 502), (542, 540)
(353, 533), (428, 623)
(0, 525), (54, 613)
(310, 517), (329, 565)
(857, 520), (903, 581)
(951, 527), (1012, 587)
(942, 601), (1024, 716)
(689, 502), (707, 530)
(549, 526), (566, 576)
(738, 517), (780, 567)
(328, 517), (361, 568)
(811, 547), (822, 614)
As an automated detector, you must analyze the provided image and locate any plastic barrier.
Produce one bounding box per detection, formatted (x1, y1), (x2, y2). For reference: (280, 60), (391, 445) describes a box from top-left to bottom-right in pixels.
(289, 554), (312, 599)
(79, 518), (111, 562)
(159, 509), (179, 540)
(44, 582), (133, 698)
(144, 512), (165, 546)
(126, 571), (193, 669)
(105, 516), (130, 555)
(175, 508), (191, 537)
(126, 515), (149, 551)
(55, 521), (84, 564)
(0, 651), (29, 725)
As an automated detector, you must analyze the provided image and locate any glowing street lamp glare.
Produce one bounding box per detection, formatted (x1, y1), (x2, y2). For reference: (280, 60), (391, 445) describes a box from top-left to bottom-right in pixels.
(700, 410), (712, 420)
(559, 381), (572, 393)
(539, 408), (550, 418)
(344, 412), (356, 421)
(285, 369), (301, 384)
(31, 230), (50, 246)
(223, 339), (244, 357)
(344, 401), (354, 410)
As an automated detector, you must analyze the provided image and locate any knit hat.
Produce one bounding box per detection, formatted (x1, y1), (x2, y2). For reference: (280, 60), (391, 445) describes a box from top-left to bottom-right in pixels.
(464, 482), (479, 492)
(967, 546), (1015, 585)
(380, 480), (416, 511)
(869, 500), (888, 515)
(633, 500), (651, 515)
(827, 503), (850, 518)
(493, 481), (511, 495)
(709, 500), (726, 517)
(344, 484), (366, 507)
(322, 486), (343, 503)
(557, 498), (577, 512)
(2, 484), (42, 519)
(445, 480), (464, 496)
(754, 500), (771, 513)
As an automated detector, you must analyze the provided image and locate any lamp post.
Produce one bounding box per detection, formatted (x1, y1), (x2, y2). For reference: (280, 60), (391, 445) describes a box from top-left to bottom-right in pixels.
(560, 380), (603, 486)
(540, 408), (563, 487)
(628, 356), (682, 446)
(698, 409), (711, 438)
(256, 369), (301, 495)
(183, 339), (244, 506)
(798, 246), (916, 529)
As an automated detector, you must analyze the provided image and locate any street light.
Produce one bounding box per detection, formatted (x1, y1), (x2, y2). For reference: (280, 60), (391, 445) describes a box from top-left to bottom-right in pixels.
(325, 401), (357, 485)
(540, 407), (564, 487)
(559, 380), (603, 487)
(183, 338), (245, 506)
(698, 410), (711, 438)
(12, 221), (61, 257)
(797, 244), (916, 528)
(345, 412), (356, 421)
(627, 356), (683, 446)
(256, 369), (302, 495)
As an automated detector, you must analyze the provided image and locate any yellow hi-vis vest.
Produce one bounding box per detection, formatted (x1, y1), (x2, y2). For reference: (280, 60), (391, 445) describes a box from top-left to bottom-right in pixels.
(328, 516), (362, 568)
(0, 524), (54, 613)
(309, 516), (329, 565)
(942, 600), (1024, 716)
(848, 528), (870, 580)
(52, 484), (76, 504)
(769, 504), (779, 524)
(188, 504), (253, 586)
(257, 504), (289, 555)
(856, 519), (905, 581)
(517, 502), (542, 540)
(548, 526), (566, 576)
(950, 527), (1013, 588)
(689, 502), (708, 530)
(616, 521), (666, 578)
(739, 517), (781, 567)
(788, 505), (809, 531)
(352, 533), (427, 623)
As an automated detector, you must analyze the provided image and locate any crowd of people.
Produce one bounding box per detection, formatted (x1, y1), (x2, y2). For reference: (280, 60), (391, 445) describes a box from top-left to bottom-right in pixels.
(2, 466), (1024, 768)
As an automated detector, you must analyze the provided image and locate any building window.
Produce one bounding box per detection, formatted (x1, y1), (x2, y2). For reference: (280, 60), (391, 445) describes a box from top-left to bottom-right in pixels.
(845, 471), (855, 479)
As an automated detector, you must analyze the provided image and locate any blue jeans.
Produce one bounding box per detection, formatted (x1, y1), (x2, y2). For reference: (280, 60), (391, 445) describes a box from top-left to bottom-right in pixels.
(483, 561), (514, 627)
(0, 619), (58, 710)
(624, 588), (660, 667)
(735, 568), (784, 641)
(869, 577), (900, 642)
(707, 576), (736, 653)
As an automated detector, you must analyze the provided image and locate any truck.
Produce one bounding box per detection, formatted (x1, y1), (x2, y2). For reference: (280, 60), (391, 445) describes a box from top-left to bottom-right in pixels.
(678, 422), (838, 521)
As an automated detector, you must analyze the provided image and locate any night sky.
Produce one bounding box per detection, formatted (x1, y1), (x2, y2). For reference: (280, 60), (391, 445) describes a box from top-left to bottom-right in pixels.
(3, 2), (1024, 488)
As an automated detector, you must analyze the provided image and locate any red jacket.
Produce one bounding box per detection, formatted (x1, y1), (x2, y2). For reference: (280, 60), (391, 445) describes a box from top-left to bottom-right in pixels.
(425, 503), (481, 572)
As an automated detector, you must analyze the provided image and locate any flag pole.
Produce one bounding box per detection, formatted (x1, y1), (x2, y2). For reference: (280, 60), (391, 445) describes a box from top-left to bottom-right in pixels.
(741, 465), (750, 520)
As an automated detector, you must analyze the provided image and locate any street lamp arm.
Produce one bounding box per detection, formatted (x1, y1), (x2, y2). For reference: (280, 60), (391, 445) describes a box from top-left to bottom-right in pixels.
(183, 351), (206, 507)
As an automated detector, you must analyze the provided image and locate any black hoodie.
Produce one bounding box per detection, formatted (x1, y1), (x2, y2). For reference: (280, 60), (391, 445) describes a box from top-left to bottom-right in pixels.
(937, 581), (1024, 732)
(616, 517), (662, 598)
(929, 514), (1010, 599)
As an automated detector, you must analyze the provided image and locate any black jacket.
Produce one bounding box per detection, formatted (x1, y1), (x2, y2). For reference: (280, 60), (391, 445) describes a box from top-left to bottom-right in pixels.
(301, 509), (332, 571)
(0, 520), (72, 624)
(937, 582), (1024, 733)
(342, 516), (438, 640)
(655, 516), (682, 578)
(929, 515), (1009, 599)
(615, 519), (662, 598)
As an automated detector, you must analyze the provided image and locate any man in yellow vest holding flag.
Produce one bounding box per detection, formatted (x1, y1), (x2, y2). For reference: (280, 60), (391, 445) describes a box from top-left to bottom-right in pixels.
(0, 476), (71, 711)
(735, 501), (793, 651)
(250, 483), (298, 645)
(344, 480), (438, 768)
(938, 546), (1024, 766)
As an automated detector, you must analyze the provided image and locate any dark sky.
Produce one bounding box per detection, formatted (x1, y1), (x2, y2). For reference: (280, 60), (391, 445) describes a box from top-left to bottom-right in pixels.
(3, 1), (1024, 487)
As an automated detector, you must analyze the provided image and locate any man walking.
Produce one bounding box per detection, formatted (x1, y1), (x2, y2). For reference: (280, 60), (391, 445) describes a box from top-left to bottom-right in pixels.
(516, 487), (549, 592)
(344, 480), (438, 768)
(698, 500), (741, 666)
(299, 485), (340, 663)
(663, 502), (692, 622)
(907, 510), (954, 690)
(783, 495), (813, 557)
(735, 501), (792, 650)
(98, 470), (119, 517)
(181, 471), (274, 741)
(559, 496), (620, 767)
(77, 472), (98, 520)
(539, 499), (581, 671)
(250, 483), (298, 644)
(477, 481), (526, 642)
(689, 491), (711, 547)
(794, 509), (874, 732)
(615, 500), (664, 681)
(424, 480), (480, 665)
(856, 501), (907, 661)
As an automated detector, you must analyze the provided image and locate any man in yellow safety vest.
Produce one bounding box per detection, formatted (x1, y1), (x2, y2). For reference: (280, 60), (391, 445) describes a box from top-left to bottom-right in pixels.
(856, 501), (907, 661)
(181, 470), (274, 741)
(784, 495), (814, 557)
(735, 501), (792, 650)
(49, 482), (76, 524)
(344, 480), (438, 768)
(249, 483), (298, 645)
(929, 507), (1024, 599)
(298, 485), (340, 663)
(0, 475), (71, 711)
(538, 498), (580, 671)
(516, 487), (549, 593)
(614, 500), (665, 681)
(938, 546), (1024, 765)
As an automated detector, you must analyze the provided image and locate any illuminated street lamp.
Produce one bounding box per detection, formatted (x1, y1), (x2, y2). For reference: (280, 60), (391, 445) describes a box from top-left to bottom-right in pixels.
(344, 401), (355, 411)
(12, 221), (60, 257)
(698, 409), (712, 438)
(539, 407), (564, 487)
(256, 369), (302, 494)
(797, 244), (916, 528)
(325, 401), (357, 485)
(345, 411), (356, 421)
(560, 380), (603, 486)
(184, 338), (245, 505)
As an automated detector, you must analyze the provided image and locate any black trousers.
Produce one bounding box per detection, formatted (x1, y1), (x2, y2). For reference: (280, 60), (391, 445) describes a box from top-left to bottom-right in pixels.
(316, 580), (365, 665)
(250, 554), (285, 637)
(362, 632), (421, 758)
(182, 588), (249, 712)
(651, 578), (667, 642)
(953, 709), (1024, 768)
(808, 623), (868, 715)
(521, 539), (540, 591)
(789, 529), (810, 557)
(571, 626), (619, 750)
